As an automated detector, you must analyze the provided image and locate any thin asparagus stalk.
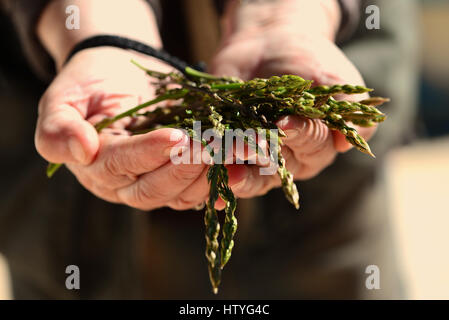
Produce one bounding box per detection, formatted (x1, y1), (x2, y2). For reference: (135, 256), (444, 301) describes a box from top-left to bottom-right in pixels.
(205, 164), (222, 294)
(218, 165), (238, 269)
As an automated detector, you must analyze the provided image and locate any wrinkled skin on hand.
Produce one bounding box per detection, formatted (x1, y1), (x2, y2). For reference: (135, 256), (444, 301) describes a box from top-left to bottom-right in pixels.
(36, 21), (376, 212)
(35, 47), (225, 211)
(210, 26), (375, 201)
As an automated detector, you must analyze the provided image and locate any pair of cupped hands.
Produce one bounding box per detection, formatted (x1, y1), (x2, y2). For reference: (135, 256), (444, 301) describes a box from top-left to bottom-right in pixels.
(35, 25), (373, 211)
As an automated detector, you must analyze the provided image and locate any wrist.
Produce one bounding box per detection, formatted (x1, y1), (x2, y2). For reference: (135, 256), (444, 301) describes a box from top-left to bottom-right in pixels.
(37, 0), (162, 70)
(63, 46), (172, 77)
(221, 0), (341, 42)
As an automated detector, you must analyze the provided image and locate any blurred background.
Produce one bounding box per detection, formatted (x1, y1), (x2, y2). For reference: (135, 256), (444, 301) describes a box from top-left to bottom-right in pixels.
(0, 0), (448, 299)
(383, 0), (449, 299)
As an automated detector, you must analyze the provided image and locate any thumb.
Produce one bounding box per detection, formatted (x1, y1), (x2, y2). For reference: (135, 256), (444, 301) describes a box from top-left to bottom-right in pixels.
(35, 100), (99, 165)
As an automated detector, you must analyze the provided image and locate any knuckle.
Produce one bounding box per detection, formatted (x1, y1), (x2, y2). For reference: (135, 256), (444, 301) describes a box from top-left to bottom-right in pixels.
(102, 153), (122, 177)
(170, 165), (202, 184)
(129, 179), (168, 209)
(133, 182), (153, 206)
(125, 185), (153, 210)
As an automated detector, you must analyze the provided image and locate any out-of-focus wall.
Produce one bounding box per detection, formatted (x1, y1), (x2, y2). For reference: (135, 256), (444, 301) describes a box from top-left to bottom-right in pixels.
(0, 254), (11, 300)
(418, 0), (449, 136)
(420, 0), (449, 86)
(386, 138), (449, 299)
(386, 0), (449, 299)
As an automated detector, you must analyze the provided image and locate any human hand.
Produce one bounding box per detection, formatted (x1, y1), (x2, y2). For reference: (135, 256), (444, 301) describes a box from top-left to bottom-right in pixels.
(35, 0), (229, 211)
(210, 0), (376, 198)
(35, 48), (217, 211)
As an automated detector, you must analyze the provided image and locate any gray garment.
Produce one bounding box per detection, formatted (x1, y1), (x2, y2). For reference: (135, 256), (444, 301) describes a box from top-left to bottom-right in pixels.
(0, 0), (418, 299)
(1, 0), (358, 82)
(213, 0), (361, 43)
(0, 0), (162, 81)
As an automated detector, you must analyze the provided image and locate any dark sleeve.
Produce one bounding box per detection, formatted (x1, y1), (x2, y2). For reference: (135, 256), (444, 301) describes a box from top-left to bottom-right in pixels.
(1, 0), (54, 81)
(0, 0), (162, 82)
(336, 0), (361, 43)
(213, 0), (361, 43)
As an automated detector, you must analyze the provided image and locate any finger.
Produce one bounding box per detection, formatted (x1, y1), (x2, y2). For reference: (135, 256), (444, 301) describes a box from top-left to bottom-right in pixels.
(167, 166), (210, 210)
(227, 164), (278, 199)
(277, 115), (335, 165)
(35, 100), (100, 165)
(167, 164), (247, 211)
(222, 148), (306, 200)
(214, 197), (226, 211)
(68, 128), (191, 189)
(164, 144), (249, 211)
(116, 162), (206, 211)
(35, 81), (140, 165)
(164, 163), (247, 211)
(223, 146), (316, 202)
(86, 94), (142, 129)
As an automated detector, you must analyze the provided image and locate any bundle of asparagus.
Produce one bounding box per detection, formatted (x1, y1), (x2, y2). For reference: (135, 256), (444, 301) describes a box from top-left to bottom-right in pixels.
(47, 61), (388, 294)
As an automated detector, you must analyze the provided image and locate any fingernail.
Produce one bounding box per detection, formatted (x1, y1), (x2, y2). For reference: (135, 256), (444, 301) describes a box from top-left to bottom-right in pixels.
(68, 138), (86, 163)
(165, 136), (191, 159)
(169, 129), (189, 144)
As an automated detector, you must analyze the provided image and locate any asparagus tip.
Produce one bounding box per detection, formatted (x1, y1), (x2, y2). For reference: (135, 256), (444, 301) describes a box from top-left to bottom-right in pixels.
(364, 144), (376, 158)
